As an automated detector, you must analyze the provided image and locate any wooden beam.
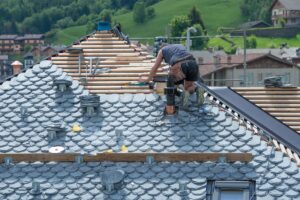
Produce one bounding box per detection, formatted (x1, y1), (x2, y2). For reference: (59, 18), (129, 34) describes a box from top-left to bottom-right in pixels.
(233, 87), (299, 91)
(85, 85), (150, 90)
(0, 153), (253, 163)
(242, 95), (300, 100)
(58, 53), (142, 57)
(89, 89), (153, 94)
(249, 100), (300, 104)
(74, 45), (131, 49)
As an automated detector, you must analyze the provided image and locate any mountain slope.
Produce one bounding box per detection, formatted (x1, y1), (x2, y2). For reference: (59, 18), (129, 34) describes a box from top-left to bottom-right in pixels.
(114, 0), (245, 37)
(51, 0), (245, 45)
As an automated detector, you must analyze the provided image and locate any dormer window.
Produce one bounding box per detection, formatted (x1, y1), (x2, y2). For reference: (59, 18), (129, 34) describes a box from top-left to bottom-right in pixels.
(206, 181), (256, 200)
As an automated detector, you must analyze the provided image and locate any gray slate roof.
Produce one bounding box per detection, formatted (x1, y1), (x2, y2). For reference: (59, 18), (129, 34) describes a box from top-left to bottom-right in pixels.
(0, 61), (300, 199)
(276, 0), (300, 10)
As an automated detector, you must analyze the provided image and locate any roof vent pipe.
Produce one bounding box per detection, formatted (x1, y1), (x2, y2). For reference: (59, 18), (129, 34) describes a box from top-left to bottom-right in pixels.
(30, 181), (42, 195)
(146, 155), (154, 165)
(45, 123), (65, 141)
(53, 79), (72, 93)
(178, 181), (188, 196)
(101, 170), (125, 194)
(80, 94), (100, 117)
(115, 129), (123, 142)
(20, 106), (29, 120)
(3, 157), (12, 167)
(75, 154), (84, 164)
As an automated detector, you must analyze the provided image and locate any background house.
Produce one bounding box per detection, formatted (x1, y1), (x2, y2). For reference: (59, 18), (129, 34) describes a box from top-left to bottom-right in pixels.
(236, 47), (300, 66)
(0, 35), (19, 53)
(271, 0), (300, 27)
(0, 34), (45, 53)
(239, 21), (271, 29)
(30, 45), (65, 62)
(200, 53), (298, 86)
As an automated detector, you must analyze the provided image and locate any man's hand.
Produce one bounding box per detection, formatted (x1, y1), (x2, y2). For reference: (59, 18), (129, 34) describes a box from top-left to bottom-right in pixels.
(139, 74), (151, 83)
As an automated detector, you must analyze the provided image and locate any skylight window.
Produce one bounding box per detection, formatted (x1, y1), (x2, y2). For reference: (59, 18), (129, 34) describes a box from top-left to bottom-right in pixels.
(206, 180), (256, 200)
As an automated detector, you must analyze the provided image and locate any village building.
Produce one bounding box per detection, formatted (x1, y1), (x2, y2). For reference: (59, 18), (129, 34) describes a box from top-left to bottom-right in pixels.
(0, 34), (44, 53)
(271, 0), (300, 27)
(200, 53), (298, 87)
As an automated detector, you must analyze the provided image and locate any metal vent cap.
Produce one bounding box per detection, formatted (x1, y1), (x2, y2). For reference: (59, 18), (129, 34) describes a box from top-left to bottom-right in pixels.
(101, 169), (125, 194)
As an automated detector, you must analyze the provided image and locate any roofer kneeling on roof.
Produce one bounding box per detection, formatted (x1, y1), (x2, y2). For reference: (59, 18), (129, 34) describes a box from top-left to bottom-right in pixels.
(140, 44), (205, 107)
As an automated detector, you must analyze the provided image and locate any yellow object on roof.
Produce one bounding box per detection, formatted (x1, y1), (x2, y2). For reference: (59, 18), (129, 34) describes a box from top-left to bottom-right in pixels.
(72, 124), (81, 132)
(121, 145), (128, 153)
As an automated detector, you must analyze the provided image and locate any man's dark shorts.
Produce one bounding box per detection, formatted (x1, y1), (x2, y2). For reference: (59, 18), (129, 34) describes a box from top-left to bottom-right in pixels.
(175, 60), (199, 85)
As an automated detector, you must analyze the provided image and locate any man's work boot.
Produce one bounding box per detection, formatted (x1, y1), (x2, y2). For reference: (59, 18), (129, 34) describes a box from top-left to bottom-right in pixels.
(196, 86), (205, 105)
(182, 90), (190, 109)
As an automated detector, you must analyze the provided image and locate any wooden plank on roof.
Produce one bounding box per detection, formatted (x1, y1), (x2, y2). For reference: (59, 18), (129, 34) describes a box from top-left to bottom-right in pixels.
(269, 113), (300, 117)
(233, 87), (299, 91)
(74, 45), (131, 49)
(58, 53), (142, 57)
(80, 41), (126, 45)
(262, 108), (300, 112)
(237, 91), (300, 95)
(276, 117), (300, 122)
(90, 89), (153, 94)
(52, 60), (131, 65)
(83, 49), (135, 53)
(249, 100), (300, 104)
(56, 65), (154, 69)
(71, 80), (137, 86)
(0, 153), (253, 163)
(243, 95), (300, 100)
(67, 73), (166, 77)
(85, 85), (150, 90)
(256, 104), (300, 108)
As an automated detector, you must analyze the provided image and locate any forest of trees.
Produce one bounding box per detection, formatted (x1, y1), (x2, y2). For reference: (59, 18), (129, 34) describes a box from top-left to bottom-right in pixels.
(240, 0), (274, 23)
(0, 0), (274, 36)
(0, 0), (160, 34)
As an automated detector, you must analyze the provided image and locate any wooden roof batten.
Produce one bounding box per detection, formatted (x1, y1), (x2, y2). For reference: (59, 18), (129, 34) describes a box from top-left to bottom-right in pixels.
(51, 30), (164, 94)
(0, 152), (253, 163)
(234, 87), (300, 133)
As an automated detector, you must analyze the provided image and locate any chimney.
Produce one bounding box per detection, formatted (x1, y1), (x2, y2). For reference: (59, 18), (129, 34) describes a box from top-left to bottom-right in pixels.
(213, 55), (221, 68)
(227, 55), (232, 64)
(197, 57), (204, 65)
(11, 60), (23, 75)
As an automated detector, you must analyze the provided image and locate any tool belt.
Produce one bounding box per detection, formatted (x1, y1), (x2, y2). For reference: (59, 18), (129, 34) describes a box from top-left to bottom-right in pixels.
(172, 55), (195, 66)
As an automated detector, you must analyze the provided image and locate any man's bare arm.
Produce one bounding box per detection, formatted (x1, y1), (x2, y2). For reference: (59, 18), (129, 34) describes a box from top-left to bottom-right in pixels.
(147, 49), (164, 82)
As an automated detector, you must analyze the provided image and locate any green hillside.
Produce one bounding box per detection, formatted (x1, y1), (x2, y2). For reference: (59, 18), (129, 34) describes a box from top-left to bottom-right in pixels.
(114, 0), (245, 37)
(51, 0), (245, 45)
(51, 25), (87, 45)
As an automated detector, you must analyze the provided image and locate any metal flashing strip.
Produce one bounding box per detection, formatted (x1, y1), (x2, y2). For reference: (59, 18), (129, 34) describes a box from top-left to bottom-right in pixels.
(0, 153), (252, 163)
(197, 82), (300, 155)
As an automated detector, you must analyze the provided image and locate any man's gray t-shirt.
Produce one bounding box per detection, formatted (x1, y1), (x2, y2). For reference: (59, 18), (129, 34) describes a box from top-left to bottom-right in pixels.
(161, 44), (192, 66)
